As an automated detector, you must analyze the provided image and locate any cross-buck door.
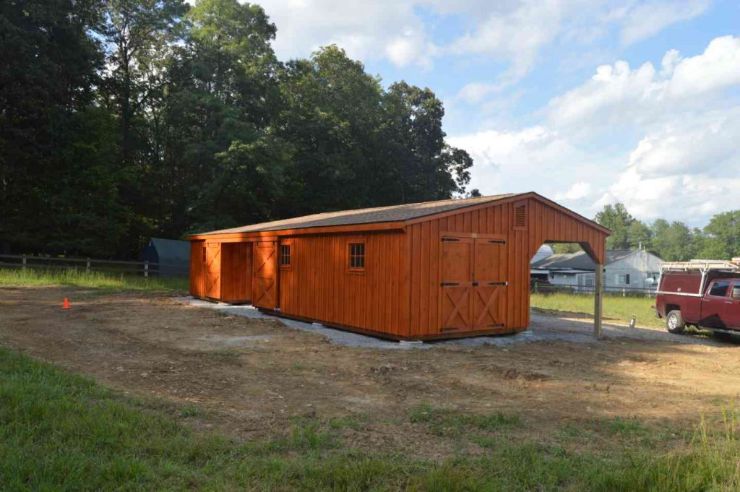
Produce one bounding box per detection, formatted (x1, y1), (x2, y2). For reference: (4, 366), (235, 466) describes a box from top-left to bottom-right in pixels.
(471, 237), (508, 330)
(440, 234), (508, 333)
(252, 240), (278, 309)
(205, 242), (221, 299)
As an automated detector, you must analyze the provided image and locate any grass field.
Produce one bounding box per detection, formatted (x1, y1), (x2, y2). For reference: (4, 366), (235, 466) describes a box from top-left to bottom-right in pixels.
(1, 347), (737, 490)
(531, 292), (664, 329)
(0, 268), (188, 293)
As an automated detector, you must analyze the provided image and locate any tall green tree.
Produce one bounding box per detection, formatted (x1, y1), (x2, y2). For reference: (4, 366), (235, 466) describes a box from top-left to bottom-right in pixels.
(651, 219), (696, 261)
(99, 0), (188, 255)
(698, 211), (739, 260)
(594, 203), (634, 249)
(0, 0), (125, 255)
(163, 0), (284, 233)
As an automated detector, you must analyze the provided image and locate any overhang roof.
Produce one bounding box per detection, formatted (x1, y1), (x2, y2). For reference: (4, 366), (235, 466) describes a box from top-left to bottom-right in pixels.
(532, 249), (636, 271)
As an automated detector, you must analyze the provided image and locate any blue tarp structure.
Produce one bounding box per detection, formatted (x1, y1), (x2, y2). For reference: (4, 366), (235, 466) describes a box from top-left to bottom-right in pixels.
(139, 238), (189, 277)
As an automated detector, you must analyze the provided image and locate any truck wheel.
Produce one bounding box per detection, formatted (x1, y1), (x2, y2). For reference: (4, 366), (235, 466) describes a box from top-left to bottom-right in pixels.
(666, 310), (685, 334)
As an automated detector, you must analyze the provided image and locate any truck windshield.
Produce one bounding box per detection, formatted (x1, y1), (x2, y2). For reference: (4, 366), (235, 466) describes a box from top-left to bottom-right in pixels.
(708, 281), (730, 297)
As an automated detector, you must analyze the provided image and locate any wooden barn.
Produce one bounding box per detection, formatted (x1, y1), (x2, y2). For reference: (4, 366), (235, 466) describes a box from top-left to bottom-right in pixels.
(188, 192), (610, 340)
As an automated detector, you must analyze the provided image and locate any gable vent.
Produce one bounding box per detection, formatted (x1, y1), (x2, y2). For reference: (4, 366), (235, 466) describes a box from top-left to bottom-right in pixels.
(514, 203), (527, 228)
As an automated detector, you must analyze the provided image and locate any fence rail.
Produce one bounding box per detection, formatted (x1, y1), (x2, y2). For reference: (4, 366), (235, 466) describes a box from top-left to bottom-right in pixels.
(0, 254), (188, 277)
(531, 281), (657, 297)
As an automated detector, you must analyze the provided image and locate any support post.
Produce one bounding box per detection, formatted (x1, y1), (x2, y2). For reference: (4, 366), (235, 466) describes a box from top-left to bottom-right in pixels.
(144, 261), (149, 279)
(594, 264), (603, 339)
(86, 258), (91, 273)
(22, 255), (27, 271)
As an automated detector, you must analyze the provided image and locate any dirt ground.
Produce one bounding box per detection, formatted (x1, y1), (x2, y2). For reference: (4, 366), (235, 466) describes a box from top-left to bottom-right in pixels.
(1, 286), (739, 458)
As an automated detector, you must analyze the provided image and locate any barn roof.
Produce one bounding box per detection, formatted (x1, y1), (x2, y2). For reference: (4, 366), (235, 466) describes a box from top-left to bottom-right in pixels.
(191, 191), (610, 238)
(198, 194), (515, 235)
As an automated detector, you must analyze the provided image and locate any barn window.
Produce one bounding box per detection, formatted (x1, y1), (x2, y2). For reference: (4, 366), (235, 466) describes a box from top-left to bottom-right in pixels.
(279, 244), (291, 267)
(514, 201), (527, 229)
(348, 242), (365, 271)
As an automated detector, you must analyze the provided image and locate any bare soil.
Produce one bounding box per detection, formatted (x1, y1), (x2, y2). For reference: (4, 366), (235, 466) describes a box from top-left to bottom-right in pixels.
(1, 286), (738, 459)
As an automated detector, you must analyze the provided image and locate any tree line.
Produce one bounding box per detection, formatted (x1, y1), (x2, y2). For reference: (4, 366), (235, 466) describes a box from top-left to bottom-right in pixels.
(0, 0), (474, 258)
(572, 204), (738, 261)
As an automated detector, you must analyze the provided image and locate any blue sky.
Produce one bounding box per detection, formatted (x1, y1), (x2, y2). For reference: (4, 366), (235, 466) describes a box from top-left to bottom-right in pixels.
(255, 0), (740, 226)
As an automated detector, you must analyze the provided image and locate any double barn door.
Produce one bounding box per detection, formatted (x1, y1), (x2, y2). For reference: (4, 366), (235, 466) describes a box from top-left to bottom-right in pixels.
(440, 234), (508, 333)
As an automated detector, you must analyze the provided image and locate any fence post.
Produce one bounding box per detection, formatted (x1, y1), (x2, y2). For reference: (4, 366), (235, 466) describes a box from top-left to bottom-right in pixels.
(144, 261), (149, 279)
(86, 258), (91, 273)
(22, 254), (27, 271)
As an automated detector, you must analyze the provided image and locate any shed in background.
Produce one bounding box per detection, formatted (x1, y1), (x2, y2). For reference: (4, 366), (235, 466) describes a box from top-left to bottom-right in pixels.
(140, 238), (190, 277)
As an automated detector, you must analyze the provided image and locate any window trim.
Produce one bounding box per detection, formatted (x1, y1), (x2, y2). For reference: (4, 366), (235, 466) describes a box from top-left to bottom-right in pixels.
(346, 238), (366, 274)
(279, 240), (293, 269)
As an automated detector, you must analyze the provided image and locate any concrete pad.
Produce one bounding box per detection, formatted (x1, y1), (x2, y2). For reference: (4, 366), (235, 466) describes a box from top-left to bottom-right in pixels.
(178, 297), (729, 349)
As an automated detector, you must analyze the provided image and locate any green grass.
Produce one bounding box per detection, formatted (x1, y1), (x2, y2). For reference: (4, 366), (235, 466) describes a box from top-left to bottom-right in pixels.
(531, 291), (664, 328)
(0, 347), (738, 490)
(0, 268), (188, 293)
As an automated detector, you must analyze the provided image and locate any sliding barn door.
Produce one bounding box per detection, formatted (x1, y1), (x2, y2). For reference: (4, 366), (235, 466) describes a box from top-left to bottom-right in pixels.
(252, 240), (278, 309)
(440, 234), (508, 333)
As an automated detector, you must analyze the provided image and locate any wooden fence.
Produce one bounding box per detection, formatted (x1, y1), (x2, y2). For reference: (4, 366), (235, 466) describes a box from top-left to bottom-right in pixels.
(0, 254), (188, 278)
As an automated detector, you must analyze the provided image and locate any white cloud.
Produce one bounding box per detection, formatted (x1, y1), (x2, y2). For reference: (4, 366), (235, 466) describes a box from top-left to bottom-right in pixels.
(555, 182), (593, 201)
(257, 0), (435, 67)
(547, 35), (740, 131)
(618, 0), (709, 45)
(453, 35), (740, 226)
(255, 1), (713, 82)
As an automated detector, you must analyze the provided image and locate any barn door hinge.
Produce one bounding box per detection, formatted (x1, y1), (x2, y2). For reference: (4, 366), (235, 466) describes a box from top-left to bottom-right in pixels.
(440, 282), (460, 286)
(441, 237), (460, 242)
(472, 281), (479, 286)
(488, 239), (506, 244)
(488, 281), (508, 286)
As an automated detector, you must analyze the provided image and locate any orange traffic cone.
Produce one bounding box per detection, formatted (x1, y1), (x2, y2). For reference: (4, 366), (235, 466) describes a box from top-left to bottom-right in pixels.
(62, 298), (70, 310)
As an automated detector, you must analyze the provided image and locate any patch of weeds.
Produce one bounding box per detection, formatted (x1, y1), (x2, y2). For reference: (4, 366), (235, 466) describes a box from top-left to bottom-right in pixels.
(409, 403), (521, 437)
(290, 362), (306, 371)
(179, 405), (201, 418)
(606, 416), (649, 437)
(329, 415), (365, 431)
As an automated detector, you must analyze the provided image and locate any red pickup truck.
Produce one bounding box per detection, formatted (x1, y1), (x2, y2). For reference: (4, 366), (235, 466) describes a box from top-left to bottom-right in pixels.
(655, 261), (740, 335)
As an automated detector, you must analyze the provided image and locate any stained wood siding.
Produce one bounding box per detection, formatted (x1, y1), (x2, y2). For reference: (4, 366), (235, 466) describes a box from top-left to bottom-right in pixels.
(278, 231), (408, 337)
(406, 197), (608, 337)
(189, 241), (205, 297)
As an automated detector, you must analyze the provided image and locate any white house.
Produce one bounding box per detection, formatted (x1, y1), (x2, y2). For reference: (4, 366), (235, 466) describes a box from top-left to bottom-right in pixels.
(531, 249), (663, 292)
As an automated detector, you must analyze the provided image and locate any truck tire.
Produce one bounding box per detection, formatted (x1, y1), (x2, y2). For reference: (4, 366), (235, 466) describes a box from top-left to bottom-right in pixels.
(666, 310), (685, 334)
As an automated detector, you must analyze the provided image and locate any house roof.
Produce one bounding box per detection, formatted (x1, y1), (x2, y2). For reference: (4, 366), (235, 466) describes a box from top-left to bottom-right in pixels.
(532, 249), (636, 271)
(197, 194), (515, 235)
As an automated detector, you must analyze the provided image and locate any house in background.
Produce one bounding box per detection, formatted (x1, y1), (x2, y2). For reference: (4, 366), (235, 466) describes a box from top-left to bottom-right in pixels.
(139, 238), (190, 277)
(531, 249), (662, 292)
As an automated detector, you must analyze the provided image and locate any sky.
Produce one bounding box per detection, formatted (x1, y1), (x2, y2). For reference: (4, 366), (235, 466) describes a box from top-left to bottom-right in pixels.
(253, 0), (740, 227)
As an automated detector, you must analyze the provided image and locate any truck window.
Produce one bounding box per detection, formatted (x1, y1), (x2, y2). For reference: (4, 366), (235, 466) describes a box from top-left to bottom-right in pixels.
(708, 280), (730, 297)
(733, 285), (740, 299)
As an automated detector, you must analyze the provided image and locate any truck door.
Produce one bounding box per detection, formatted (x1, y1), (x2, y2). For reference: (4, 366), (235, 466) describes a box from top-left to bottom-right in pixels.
(701, 280), (731, 328)
(725, 280), (740, 330)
